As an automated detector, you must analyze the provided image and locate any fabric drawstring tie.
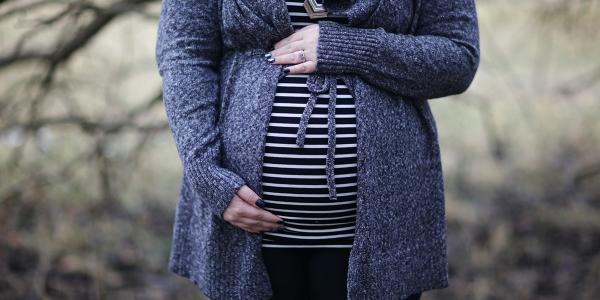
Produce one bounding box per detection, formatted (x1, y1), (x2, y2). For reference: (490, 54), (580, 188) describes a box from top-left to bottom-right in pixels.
(295, 74), (338, 201)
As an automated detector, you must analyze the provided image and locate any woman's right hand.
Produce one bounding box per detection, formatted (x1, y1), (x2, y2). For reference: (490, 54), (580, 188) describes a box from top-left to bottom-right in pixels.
(222, 185), (285, 234)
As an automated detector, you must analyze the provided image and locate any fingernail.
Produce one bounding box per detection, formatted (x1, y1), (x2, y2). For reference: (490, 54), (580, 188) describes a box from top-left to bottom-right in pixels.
(264, 52), (272, 58)
(277, 220), (285, 225)
(267, 57), (275, 63)
(256, 198), (266, 208)
(283, 67), (290, 74)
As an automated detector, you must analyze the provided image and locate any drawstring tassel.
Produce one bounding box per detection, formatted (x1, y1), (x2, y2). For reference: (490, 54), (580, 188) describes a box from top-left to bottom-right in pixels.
(296, 91), (318, 148)
(295, 74), (338, 201)
(325, 76), (338, 201)
(296, 74), (329, 147)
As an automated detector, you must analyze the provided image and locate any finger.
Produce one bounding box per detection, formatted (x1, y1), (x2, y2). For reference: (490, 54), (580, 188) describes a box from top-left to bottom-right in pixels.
(273, 31), (303, 50)
(233, 200), (283, 224)
(231, 187), (284, 224)
(270, 40), (305, 63)
(237, 223), (260, 234)
(239, 217), (283, 232)
(236, 185), (265, 208)
(229, 217), (263, 234)
(231, 197), (260, 218)
(277, 49), (310, 66)
(237, 220), (273, 234)
(247, 206), (284, 224)
(285, 60), (317, 74)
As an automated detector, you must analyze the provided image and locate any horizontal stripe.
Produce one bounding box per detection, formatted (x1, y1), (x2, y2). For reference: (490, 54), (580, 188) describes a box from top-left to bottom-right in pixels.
(275, 93), (353, 98)
(263, 224), (356, 233)
(277, 214), (356, 221)
(272, 103), (354, 108)
(289, 12), (309, 17)
(271, 210), (356, 219)
(267, 207), (356, 214)
(263, 199), (356, 206)
(269, 112), (356, 118)
(268, 122), (355, 128)
(262, 232), (355, 239)
(265, 142), (357, 148)
(262, 182), (357, 188)
(261, 244), (353, 248)
(263, 191), (357, 198)
(263, 203), (356, 212)
(265, 138), (357, 145)
(264, 145), (356, 153)
(264, 152), (356, 159)
(263, 162), (357, 169)
(282, 219), (355, 226)
(284, 226), (355, 234)
(262, 172), (357, 179)
(263, 156), (357, 166)
(266, 226), (355, 235)
(285, 2), (305, 6)
(282, 74), (309, 77)
(267, 132), (356, 139)
(277, 83), (348, 89)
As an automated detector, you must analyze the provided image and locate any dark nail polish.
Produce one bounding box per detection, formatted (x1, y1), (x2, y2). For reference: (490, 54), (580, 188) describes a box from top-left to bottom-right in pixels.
(276, 226), (285, 232)
(283, 67), (290, 74)
(256, 198), (266, 208)
(277, 220), (285, 225)
(267, 57), (275, 63)
(264, 52), (272, 58)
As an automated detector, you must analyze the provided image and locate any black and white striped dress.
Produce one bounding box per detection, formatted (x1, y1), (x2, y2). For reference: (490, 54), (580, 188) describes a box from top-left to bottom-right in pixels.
(260, 0), (358, 248)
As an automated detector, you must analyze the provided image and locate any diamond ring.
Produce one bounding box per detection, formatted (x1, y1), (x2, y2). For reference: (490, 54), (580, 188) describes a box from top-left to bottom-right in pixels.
(298, 49), (306, 63)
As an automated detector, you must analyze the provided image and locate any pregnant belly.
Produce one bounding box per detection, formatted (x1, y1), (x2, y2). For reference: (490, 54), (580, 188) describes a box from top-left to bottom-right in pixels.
(260, 74), (358, 246)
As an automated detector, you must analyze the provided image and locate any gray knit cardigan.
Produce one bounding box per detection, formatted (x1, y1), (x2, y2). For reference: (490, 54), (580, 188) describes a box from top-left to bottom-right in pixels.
(154, 0), (479, 298)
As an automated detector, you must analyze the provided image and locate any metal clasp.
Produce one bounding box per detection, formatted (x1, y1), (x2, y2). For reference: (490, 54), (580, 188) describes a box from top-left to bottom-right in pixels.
(304, 0), (328, 19)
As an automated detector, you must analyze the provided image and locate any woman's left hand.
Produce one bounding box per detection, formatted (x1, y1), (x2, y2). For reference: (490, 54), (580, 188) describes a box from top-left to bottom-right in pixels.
(266, 24), (319, 74)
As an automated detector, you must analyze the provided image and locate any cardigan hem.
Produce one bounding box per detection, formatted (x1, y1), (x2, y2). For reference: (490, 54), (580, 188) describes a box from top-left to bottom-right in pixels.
(167, 264), (273, 300)
(346, 237), (449, 299)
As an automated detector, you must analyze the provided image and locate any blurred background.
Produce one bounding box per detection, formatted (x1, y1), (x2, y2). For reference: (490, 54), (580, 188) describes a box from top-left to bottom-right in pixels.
(0, 0), (599, 299)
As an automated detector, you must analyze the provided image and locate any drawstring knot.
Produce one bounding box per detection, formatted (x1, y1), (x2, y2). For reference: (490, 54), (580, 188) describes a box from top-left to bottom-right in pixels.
(295, 73), (338, 201)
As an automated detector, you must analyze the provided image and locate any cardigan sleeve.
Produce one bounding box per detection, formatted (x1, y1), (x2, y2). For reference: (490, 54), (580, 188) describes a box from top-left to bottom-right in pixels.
(155, 0), (246, 220)
(315, 0), (480, 100)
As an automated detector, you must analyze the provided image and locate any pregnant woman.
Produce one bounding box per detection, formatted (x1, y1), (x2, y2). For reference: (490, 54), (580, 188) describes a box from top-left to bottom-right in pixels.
(155, 0), (479, 299)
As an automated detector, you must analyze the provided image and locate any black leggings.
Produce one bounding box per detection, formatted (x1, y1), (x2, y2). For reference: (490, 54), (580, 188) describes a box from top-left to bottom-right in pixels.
(261, 247), (422, 300)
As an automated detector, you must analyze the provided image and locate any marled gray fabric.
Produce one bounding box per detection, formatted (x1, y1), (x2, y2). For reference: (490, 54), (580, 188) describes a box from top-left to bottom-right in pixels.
(154, 0), (479, 299)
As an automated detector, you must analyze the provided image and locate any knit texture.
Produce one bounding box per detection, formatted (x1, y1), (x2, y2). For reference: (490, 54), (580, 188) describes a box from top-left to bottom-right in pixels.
(155, 0), (480, 298)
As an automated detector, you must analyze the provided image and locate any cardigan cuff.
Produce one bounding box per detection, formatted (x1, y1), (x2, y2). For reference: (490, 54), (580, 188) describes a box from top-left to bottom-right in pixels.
(316, 20), (382, 75)
(186, 161), (246, 221)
